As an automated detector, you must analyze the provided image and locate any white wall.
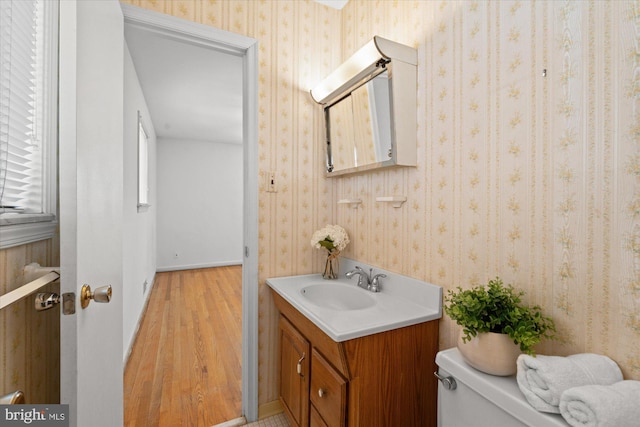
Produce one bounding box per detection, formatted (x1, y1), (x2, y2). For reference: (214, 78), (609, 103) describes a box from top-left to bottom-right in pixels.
(123, 44), (157, 360)
(156, 138), (242, 271)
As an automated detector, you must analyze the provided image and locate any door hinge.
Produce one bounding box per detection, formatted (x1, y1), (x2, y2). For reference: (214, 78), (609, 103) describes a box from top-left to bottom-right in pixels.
(245, 246), (249, 258)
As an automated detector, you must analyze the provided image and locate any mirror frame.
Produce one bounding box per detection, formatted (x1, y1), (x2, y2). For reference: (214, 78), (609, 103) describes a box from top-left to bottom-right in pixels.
(311, 36), (417, 177)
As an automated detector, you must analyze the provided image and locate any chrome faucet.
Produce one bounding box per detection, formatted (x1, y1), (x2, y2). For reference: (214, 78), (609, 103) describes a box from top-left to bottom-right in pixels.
(370, 272), (387, 292)
(345, 266), (386, 292)
(345, 266), (370, 290)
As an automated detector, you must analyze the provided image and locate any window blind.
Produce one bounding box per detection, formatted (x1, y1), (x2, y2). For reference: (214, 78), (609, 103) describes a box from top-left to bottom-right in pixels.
(0, 0), (43, 213)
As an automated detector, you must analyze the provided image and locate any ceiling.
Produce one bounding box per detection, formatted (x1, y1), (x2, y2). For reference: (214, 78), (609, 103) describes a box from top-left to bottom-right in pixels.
(124, 24), (243, 144)
(124, 1), (348, 144)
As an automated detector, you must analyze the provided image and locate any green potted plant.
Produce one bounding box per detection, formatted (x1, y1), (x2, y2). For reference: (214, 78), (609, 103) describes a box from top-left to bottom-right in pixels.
(444, 277), (556, 376)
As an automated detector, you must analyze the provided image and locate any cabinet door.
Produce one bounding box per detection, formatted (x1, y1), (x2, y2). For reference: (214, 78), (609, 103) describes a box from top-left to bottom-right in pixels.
(280, 316), (311, 427)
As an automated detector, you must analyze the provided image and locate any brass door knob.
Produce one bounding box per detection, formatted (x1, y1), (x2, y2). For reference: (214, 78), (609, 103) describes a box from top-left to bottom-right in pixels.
(80, 284), (112, 309)
(0, 390), (25, 404)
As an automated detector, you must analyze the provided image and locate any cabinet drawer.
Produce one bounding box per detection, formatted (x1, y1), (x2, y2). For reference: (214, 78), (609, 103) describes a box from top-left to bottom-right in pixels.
(310, 349), (347, 427)
(310, 405), (329, 427)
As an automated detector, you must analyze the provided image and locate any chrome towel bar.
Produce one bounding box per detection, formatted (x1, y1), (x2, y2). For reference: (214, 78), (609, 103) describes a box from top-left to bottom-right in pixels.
(0, 270), (60, 311)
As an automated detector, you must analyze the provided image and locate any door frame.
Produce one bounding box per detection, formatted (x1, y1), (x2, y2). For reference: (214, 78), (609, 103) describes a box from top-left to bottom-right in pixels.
(121, 4), (259, 421)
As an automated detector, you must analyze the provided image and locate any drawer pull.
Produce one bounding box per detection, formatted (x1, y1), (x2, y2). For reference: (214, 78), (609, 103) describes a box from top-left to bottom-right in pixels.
(296, 352), (306, 376)
(318, 388), (326, 398)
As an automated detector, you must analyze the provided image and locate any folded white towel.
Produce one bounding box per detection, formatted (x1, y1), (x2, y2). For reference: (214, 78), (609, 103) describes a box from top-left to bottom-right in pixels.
(516, 353), (623, 413)
(559, 380), (640, 427)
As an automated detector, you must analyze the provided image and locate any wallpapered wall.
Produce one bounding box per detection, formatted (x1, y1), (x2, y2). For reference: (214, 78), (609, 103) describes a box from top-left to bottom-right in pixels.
(123, 0), (640, 406)
(0, 239), (60, 403)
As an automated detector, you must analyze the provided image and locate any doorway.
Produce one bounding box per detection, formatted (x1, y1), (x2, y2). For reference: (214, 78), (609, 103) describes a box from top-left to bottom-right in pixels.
(121, 4), (259, 422)
(124, 266), (242, 425)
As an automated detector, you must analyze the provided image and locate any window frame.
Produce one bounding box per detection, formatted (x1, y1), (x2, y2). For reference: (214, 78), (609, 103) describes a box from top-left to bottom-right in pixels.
(0, 0), (58, 249)
(137, 111), (150, 211)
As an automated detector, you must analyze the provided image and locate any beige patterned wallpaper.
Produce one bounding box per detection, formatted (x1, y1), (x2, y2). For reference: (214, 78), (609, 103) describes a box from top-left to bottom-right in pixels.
(123, 0), (640, 406)
(0, 239), (60, 404)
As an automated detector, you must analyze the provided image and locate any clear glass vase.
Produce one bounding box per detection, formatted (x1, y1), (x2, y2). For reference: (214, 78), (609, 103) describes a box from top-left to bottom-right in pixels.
(322, 252), (339, 280)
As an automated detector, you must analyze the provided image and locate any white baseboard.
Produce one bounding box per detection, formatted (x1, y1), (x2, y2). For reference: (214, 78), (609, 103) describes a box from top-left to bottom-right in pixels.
(210, 417), (246, 427)
(123, 273), (156, 366)
(156, 260), (242, 272)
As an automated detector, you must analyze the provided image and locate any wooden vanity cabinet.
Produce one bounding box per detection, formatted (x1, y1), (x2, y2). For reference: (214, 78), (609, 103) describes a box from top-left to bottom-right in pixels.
(279, 316), (310, 427)
(273, 291), (439, 427)
(310, 406), (329, 427)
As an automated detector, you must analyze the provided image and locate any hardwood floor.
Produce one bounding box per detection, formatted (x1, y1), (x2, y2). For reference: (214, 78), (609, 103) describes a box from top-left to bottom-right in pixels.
(124, 266), (242, 427)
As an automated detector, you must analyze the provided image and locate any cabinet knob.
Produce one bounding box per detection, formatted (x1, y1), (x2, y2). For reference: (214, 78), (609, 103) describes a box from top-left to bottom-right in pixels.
(318, 388), (326, 398)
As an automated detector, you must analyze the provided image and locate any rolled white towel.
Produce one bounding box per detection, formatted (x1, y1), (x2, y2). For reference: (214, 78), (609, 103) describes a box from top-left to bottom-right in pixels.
(559, 380), (640, 427)
(516, 353), (623, 413)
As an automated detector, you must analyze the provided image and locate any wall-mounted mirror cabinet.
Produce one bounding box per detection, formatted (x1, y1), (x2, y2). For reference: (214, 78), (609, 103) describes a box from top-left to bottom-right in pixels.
(311, 36), (417, 177)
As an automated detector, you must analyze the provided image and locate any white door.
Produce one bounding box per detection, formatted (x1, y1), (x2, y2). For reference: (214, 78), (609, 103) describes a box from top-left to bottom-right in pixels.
(58, 1), (125, 426)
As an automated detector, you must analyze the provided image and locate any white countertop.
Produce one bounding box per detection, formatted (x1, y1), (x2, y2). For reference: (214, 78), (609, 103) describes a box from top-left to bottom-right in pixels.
(266, 259), (442, 342)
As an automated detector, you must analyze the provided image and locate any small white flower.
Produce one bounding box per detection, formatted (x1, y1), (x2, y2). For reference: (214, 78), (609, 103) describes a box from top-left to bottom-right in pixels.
(311, 224), (350, 253)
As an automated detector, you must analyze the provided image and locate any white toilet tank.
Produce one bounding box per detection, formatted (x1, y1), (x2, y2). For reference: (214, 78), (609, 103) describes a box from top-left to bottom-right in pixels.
(435, 348), (570, 427)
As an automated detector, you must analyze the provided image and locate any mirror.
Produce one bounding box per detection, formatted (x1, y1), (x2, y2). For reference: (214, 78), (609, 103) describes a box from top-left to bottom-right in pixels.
(325, 70), (393, 173)
(311, 36), (417, 177)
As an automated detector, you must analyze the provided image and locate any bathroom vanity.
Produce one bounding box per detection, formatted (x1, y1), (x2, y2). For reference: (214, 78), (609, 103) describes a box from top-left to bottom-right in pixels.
(267, 263), (442, 427)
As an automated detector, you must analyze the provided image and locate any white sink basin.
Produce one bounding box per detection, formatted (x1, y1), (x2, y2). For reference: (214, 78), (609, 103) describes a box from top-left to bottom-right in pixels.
(300, 283), (375, 310)
(266, 259), (443, 342)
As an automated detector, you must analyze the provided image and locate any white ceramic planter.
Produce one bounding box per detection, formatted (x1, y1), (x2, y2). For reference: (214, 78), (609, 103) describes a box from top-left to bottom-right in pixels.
(457, 332), (522, 376)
